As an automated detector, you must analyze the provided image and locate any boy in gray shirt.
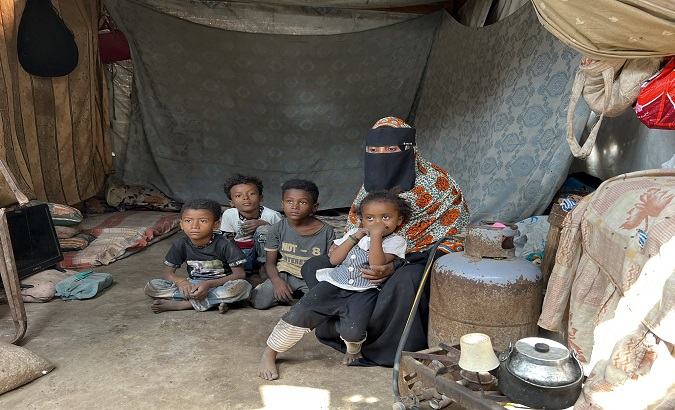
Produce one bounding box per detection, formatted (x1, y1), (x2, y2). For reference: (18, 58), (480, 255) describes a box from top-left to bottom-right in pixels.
(249, 179), (335, 309)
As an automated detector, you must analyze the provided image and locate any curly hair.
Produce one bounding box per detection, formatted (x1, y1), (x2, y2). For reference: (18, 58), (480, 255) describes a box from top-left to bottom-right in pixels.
(281, 179), (319, 205)
(223, 173), (264, 200)
(357, 189), (412, 224)
(181, 198), (222, 221)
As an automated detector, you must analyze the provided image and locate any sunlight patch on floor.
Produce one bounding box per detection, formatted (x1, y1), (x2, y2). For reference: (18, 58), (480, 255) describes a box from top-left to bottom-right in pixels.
(258, 385), (330, 409)
(345, 394), (381, 405)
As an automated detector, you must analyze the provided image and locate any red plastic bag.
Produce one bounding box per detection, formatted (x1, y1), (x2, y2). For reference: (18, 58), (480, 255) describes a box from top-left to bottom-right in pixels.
(634, 57), (675, 129)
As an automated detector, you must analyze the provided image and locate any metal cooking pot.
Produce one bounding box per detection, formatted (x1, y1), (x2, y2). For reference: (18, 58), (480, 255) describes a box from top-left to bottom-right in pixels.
(498, 337), (583, 409)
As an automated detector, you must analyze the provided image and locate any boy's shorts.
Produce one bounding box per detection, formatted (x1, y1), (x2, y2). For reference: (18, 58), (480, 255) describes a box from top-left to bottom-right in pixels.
(242, 225), (271, 274)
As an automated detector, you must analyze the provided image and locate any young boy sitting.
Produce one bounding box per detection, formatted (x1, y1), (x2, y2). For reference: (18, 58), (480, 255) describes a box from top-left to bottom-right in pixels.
(220, 174), (282, 284)
(249, 179), (335, 310)
(144, 198), (252, 314)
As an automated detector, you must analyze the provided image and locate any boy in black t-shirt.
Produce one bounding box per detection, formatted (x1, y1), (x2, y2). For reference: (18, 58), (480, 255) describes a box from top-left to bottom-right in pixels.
(144, 198), (251, 314)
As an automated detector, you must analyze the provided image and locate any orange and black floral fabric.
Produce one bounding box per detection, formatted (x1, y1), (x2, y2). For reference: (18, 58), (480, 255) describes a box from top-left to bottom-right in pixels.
(346, 151), (470, 254)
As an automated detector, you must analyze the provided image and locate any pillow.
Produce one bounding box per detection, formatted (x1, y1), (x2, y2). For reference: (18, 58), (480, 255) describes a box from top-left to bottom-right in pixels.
(27, 200), (83, 226)
(0, 342), (54, 395)
(106, 184), (182, 212)
(55, 225), (80, 239)
(19, 268), (77, 303)
(58, 233), (96, 251)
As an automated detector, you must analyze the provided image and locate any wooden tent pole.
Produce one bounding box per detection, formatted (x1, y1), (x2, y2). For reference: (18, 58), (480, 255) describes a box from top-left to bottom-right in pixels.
(0, 159), (29, 206)
(0, 157), (28, 343)
(0, 209), (27, 344)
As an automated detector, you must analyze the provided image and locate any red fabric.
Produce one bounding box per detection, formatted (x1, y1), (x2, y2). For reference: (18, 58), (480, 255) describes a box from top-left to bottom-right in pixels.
(635, 57), (675, 130)
(98, 29), (130, 63)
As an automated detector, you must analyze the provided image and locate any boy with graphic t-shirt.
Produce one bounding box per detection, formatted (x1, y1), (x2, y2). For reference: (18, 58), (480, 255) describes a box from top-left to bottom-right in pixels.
(144, 198), (252, 314)
(249, 179), (335, 310)
(220, 174), (282, 284)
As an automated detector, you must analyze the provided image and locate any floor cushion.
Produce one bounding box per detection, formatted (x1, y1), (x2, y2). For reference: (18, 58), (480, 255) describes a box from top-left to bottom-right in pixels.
(60, 211), (181, 269)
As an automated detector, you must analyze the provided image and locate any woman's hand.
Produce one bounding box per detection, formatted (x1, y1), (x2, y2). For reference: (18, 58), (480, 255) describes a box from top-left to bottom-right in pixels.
(361, 261), (395, 285)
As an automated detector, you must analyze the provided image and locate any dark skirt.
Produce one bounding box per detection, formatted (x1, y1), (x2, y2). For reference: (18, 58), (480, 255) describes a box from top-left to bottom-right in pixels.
(301, 251), (431, 367)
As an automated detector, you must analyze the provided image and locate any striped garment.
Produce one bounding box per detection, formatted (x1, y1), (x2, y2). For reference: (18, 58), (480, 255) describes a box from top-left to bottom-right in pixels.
(267, 319), (311, 353)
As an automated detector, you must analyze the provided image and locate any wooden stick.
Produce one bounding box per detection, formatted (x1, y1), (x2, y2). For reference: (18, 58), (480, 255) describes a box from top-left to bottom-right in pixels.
(0, 208), (27, 344)
(0, 158), (29, 206)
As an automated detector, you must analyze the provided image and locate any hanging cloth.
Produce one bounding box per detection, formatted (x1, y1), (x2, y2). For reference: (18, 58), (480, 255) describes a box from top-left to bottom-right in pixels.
(531, 0), (675, 60)
(565, 57), (662, 159)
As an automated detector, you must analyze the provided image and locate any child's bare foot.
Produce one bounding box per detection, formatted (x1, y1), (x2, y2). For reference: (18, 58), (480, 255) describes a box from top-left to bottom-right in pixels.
(257, 346), (279, 380)
(151, 300), (192, 313)
(218, 302), (229, 314)
(342, 351), (362, 365)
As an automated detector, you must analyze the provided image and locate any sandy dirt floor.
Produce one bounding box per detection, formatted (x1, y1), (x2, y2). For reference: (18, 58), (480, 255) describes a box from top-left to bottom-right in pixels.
(0, 231), (403, 409)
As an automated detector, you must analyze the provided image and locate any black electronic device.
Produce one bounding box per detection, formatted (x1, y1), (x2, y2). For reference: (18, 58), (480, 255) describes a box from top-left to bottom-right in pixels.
(0, 203), (63, 284)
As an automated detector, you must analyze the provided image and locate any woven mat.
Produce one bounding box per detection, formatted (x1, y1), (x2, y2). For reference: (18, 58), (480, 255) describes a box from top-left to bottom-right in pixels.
(316, 209), (349, 238)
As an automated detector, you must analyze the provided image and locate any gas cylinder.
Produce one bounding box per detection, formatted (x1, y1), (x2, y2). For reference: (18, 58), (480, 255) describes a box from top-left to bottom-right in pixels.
(428, 221), (542, 351)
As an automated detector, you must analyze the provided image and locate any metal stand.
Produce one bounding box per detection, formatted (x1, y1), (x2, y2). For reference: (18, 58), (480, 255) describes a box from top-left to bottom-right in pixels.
(397, 345), (508, 410)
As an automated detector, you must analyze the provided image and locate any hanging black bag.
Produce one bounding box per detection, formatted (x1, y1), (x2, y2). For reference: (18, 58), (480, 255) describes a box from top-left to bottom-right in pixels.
(17, 0), (79, 77)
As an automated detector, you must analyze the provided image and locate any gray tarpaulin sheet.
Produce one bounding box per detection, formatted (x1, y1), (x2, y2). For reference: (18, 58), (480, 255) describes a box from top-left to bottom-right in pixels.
(106, 0), (439, 209)
(107, 1), (591, 222)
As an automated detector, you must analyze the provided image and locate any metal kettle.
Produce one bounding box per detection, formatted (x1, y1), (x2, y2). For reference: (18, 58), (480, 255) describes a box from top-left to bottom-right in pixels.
(498, 337), (583, 409)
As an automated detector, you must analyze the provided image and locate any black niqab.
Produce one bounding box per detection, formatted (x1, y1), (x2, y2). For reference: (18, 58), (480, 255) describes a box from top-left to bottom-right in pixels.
(364, 127), (416, 192)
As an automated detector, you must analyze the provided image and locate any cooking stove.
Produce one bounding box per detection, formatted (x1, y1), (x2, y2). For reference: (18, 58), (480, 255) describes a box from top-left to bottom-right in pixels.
(397, 343), (511, 410)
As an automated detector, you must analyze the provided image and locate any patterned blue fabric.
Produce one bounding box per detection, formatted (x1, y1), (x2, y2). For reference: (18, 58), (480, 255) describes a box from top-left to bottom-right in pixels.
(414, 7), (589, 223)
(107, 2), (589, 220)
(637, 229), (647, 249)
(105, 0), (439, 209)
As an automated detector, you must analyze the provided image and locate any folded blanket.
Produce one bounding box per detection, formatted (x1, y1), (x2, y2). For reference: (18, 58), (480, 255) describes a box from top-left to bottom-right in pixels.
(59, 233), (97, 251)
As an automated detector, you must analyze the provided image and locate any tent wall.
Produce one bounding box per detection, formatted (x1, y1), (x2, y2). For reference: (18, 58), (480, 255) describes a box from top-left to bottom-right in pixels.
(570, 111), (675, 180)
(106, 0), (440, 210)
(0, 0), (111, 208)
(4, 0), (671, 219)
(415, 9), (585, 223)
(107, 1), (583, 222)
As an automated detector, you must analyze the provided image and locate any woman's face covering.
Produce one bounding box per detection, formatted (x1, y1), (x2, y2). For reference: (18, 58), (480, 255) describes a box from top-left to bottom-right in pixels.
(366, 145), (402, 154)
(364, 125), (417, 192)
(365, 144), (414, 154)
(363, 146), (416, 192)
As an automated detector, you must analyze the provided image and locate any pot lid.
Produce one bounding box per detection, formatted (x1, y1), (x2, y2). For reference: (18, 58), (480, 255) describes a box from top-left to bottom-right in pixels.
(514, 337), (569, 366)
